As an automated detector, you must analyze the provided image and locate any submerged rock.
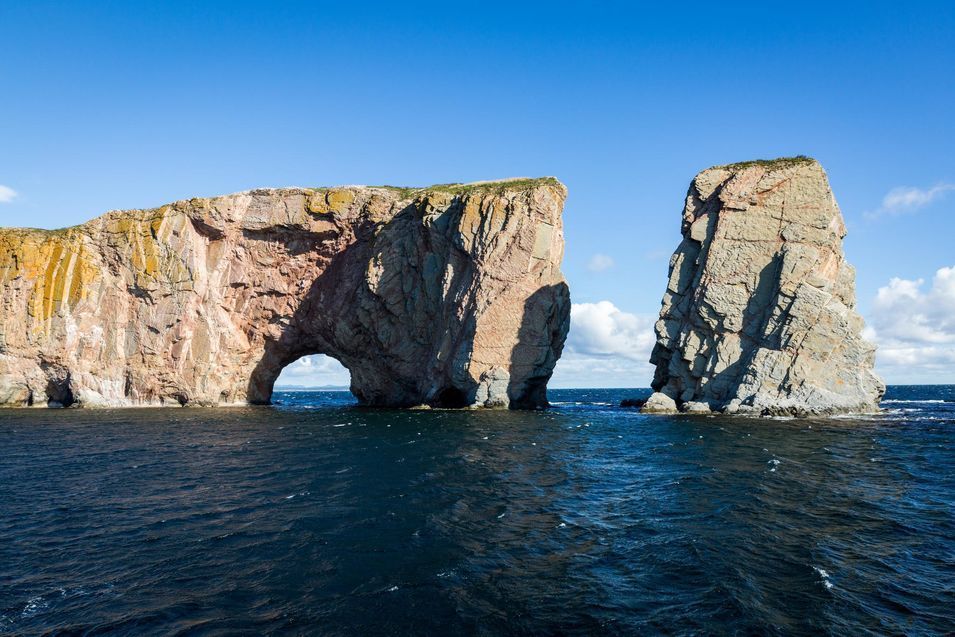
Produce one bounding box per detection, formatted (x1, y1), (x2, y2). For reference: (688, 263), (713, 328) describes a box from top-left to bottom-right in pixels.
(0, 179), (570, 408)
(644, 157), (884, 416)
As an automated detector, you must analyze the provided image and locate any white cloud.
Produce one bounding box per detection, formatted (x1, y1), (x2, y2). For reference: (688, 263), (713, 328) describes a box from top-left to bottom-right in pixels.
(586, 253), (614, 272)
(551, 301), (657, 388)
(275, 354), (351, 388)
(865, 266), (955, 383)
(866, 183), (954, 219)
(565, 301), (655, 360)
(0, 185), (17, 203)
(643, 249), (671, 262)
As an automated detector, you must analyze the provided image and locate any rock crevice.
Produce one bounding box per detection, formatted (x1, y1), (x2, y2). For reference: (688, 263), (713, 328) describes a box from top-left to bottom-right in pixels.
(0, 179), (570, 408)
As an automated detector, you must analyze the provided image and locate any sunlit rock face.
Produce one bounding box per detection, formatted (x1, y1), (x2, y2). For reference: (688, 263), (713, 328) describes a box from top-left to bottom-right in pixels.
(0, 179), (570, 408)
(644, 158), (884, 416)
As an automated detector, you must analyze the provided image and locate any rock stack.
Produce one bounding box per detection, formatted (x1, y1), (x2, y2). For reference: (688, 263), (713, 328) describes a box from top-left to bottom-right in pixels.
(644, 157), (884, 416)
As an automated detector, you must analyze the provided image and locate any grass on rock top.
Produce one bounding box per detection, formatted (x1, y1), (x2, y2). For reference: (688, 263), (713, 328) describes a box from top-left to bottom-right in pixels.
(2, 178), (564, 234)
(712, 155), (816, 171)
(371, 177), (563, 198)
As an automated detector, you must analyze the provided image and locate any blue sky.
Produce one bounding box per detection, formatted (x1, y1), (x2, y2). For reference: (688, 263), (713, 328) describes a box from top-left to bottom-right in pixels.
(2, 1), (953, 386)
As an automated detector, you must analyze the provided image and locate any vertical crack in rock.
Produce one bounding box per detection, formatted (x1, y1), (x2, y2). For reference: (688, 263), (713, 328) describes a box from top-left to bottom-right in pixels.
(0, 179), (570, 409)
(644, 157), (884, 416)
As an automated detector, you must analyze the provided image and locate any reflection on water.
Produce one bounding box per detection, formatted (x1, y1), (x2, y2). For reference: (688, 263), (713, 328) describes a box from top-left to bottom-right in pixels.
(0, 387), (953, 635)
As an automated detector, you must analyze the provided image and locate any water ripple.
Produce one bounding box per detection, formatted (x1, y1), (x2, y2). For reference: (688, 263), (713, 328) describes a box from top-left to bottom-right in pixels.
(0, 386), (952, 635)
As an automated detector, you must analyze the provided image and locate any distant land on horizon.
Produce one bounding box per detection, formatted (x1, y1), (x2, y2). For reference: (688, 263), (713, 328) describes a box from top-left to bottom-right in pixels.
(274, 384), (352, 392)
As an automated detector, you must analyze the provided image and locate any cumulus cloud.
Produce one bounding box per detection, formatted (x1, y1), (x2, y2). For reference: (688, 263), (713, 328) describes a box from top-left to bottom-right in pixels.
(275, 354), (351, 388)
(551, 301), (657, 388)
(565, 302), (655, 360)
(586, 253), (614, 272)
(643, 249), (671, 262)
(865, 266), (955, 383)
(0, 185), (17, 203)
(866, 183), (954, 219)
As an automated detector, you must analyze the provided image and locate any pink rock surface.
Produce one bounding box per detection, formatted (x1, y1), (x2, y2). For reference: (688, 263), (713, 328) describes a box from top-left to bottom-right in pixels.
(0, 179), (570, 408)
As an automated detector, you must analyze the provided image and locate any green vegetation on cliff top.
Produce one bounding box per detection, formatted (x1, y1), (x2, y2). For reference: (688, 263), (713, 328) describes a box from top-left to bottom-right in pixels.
(2, 178), (564, 234)
(711, 155), (815, 171)
(372, 177), (563, 198)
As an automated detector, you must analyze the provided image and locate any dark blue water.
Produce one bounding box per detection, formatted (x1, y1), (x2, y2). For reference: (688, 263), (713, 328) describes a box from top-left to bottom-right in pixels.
(1, 386), (953, 636)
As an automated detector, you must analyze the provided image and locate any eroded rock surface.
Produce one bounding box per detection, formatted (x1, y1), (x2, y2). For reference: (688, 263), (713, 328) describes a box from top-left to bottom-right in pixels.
(0, 179), (570, 408)
(645, 157), (884, 416)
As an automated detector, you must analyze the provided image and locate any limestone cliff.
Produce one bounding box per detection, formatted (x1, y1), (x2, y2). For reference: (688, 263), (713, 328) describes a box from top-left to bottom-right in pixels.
(0, 179), (570, 408)
(644, 157), (884, 416)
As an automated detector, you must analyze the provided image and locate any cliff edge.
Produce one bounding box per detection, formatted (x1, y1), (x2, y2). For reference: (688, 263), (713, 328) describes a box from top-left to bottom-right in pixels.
(644, 157), (884, 416)
(0, 179), (570, 408)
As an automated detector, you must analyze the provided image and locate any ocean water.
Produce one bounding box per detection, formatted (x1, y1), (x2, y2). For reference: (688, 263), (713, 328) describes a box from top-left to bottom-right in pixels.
(1, 386), (953, 636)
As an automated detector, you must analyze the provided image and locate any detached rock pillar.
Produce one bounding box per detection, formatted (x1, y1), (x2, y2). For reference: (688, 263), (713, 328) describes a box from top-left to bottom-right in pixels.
(645, 157), (884, 416)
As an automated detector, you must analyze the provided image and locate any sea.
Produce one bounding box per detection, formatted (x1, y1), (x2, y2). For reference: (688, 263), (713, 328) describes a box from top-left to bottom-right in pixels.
(1, 386), (952, 636)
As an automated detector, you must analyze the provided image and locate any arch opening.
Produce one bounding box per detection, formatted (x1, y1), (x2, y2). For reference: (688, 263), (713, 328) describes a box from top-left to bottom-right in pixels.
(274, 354), (352, 392)
(249, 353), (355, 405)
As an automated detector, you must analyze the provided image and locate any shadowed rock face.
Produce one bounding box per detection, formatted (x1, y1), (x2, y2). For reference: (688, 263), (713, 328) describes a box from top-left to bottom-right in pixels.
(0, 179), (570, 408)
(644, 158), (884, 416)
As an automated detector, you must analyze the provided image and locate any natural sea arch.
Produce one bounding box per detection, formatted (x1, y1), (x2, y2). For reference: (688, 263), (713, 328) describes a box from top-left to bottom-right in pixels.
(0, 180), (571, 408)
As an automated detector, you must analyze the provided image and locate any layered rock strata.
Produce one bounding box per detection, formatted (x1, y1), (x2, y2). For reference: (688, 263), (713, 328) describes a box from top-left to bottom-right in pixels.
(0, 179), (570, 408)
(644, 157), (884, 416)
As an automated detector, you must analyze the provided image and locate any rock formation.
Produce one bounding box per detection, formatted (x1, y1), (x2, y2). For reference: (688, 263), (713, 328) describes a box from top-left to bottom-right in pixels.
(644, 157), (884, 416)
(0, 179), (570, 408)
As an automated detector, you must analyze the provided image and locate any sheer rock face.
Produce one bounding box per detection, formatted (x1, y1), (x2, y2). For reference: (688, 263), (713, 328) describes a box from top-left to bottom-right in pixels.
(0, 179), (570, 408)
(644, 158), (884, 416)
